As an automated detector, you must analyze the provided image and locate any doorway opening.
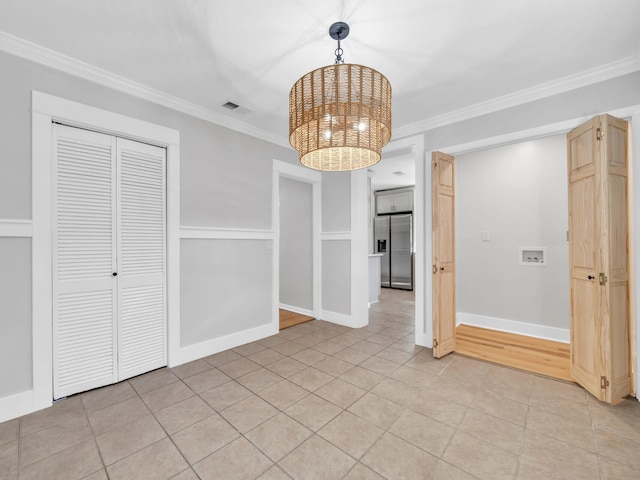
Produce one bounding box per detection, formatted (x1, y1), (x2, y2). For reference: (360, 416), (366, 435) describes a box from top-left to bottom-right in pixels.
(430, 113), (637, 403)
(272, 160), (321, 331)
(432, 135), (572, 379)
(368, 137), (420, 344)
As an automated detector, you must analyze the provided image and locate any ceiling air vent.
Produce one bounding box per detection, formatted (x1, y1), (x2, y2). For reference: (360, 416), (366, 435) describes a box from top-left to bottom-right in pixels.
(222, 101), (240, 110)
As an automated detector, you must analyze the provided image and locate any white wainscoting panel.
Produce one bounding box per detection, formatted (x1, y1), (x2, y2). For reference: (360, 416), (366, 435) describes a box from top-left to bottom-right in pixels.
(178, 236), (275, 366)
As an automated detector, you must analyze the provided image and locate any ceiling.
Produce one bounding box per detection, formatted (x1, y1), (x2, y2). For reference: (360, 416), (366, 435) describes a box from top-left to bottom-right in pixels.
(369, 149), (415, 191)
(1, 0), (639, 185)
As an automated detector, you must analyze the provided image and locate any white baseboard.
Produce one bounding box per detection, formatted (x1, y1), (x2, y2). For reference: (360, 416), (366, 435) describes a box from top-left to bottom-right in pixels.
(415, 334), (431, 348)
(279, 304), (314, 318)
(320, 310), (351, 326)
(169, 322), (278, 367)
(320, 310), (367, 329)
(457, 312), (570, 343)
(0, 390), (37, 423)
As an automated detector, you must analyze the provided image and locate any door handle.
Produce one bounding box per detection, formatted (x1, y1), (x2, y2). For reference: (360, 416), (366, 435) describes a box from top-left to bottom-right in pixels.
(587, 275), (595, 280)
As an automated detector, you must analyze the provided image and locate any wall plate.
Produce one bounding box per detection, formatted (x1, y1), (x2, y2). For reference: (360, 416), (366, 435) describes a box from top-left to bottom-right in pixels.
(519, 247), (547, 266)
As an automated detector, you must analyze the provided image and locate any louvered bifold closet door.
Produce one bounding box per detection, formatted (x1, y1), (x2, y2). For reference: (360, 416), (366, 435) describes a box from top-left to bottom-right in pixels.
(116, 138), (167, 380)
(53, 125), (118, 399)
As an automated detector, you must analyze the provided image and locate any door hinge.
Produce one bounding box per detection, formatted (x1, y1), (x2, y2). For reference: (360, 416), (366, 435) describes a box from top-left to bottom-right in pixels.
(433, 338), (439, 348)
(433, 265), (437, 274)
(599, 272), (608, 285)
(600, 376), (610, 389)
(596, 127), (604, 141)
(433, 161), (437, 168)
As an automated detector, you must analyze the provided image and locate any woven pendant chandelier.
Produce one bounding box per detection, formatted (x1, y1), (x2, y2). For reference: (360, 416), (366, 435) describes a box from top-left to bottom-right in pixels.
(289, 22), (392, 171)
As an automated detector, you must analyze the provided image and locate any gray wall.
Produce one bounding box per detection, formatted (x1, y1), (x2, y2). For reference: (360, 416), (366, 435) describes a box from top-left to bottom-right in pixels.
(322, 172), (351, 231)
(180, 123), (276, 229)
(456, 135), (569, 328)
(321, 172), (352, 315)
(279, 177), (313, 311)
(322, 240), (351, 315)
(0, 238), (32, 397)
(0, 49), (299, 397)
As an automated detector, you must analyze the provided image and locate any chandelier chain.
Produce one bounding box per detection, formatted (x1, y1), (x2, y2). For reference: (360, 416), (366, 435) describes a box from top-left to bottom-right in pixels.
(334, 40), (344, 64)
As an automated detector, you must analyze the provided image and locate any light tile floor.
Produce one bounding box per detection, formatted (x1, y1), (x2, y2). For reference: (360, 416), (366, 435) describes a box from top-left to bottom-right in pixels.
(1, 289), (640, 479)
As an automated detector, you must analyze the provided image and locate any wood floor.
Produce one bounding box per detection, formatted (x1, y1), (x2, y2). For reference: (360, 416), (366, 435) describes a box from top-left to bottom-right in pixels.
(279, 309), (314, 330)
(455, 324), (572, 381)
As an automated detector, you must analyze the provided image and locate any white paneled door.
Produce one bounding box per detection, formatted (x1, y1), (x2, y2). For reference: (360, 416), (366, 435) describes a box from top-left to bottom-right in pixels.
(53, 125), (166, 399)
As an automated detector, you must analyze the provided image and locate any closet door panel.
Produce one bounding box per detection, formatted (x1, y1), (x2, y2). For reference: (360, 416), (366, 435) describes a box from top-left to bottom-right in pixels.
(56, 289), (115, 397)
(117, 139), (167, 379)
(55, 128), (116, 281)
(53, 125), (117, 399)
(120, 283), (165, 377)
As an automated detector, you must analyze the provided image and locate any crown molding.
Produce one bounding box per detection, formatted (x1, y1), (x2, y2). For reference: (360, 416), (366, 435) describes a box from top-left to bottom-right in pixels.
(2, 31), (638, 144)
(393, 54), (640, 139)
(0, 31), (290, 148)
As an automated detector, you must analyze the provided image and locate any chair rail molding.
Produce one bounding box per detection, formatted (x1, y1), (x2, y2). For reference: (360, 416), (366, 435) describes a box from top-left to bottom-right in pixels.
(0, 219), (32, 237)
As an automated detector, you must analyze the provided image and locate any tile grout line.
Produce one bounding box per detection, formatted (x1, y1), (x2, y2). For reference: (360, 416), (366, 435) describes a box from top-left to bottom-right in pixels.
(102, 380), (177, 478)
(144, 376), (206, 480)
(84, 400), (110, 479)
(15, 416), (22, 479)
(586, 396), (607, 480)
(513, 372), (536, 480)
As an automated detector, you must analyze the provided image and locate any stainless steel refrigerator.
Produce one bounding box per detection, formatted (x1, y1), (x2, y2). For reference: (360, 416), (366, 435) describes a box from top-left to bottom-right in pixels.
(373, 213), (413, 290)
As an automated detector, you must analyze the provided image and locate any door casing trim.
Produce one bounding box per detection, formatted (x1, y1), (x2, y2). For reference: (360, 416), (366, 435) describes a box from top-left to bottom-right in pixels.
(32, 91), (180, 411)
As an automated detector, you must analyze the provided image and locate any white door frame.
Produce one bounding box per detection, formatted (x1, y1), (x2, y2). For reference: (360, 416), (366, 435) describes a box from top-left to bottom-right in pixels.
(32, 91), (180, 411)
(419, 104), (640, 394)
(272, 160), (321, 325)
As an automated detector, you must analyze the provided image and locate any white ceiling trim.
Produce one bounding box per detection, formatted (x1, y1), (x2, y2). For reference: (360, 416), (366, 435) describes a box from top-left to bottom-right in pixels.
(435, 103), (640, 156)
(0, 31), (290, 149)
(3, 30), (639, 148)
(393, 54), (640, 140)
